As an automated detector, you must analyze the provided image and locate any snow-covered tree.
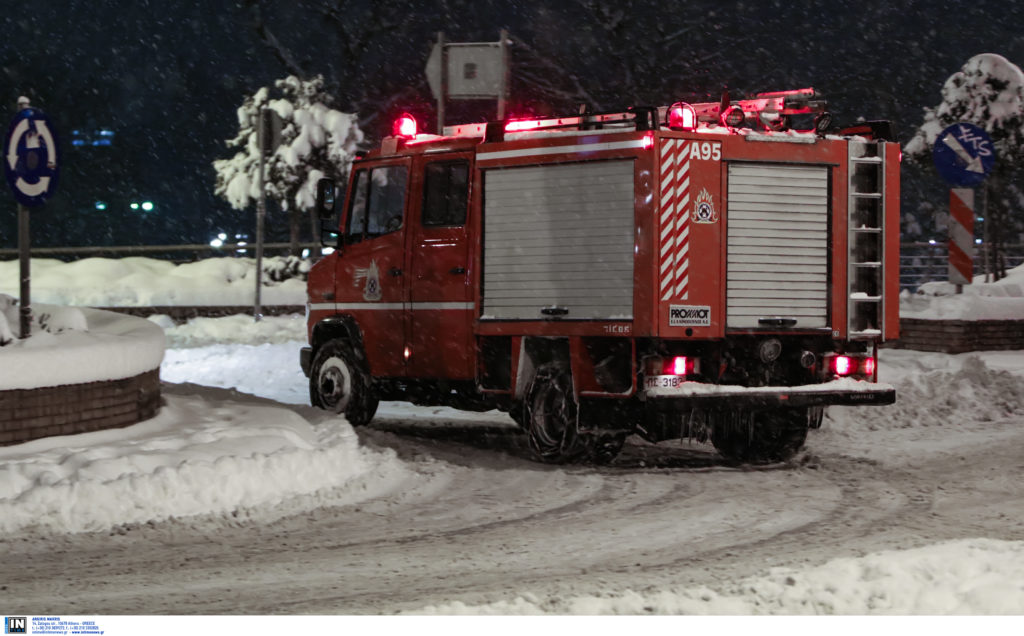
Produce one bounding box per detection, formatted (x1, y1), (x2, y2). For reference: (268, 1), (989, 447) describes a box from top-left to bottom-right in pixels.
(906, 54), (1024, 278)
(214, 75), (364, 255)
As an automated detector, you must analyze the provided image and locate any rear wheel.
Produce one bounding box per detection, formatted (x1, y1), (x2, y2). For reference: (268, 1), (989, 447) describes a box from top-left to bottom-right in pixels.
(710, 408), (809, 464)
(309, 340), (379, 426)
(525, 365), (586, 463)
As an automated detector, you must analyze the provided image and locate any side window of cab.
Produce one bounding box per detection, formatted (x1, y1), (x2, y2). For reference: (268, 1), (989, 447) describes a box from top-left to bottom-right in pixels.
(422, 160), (469, 226)
(345, 165), (408, 243)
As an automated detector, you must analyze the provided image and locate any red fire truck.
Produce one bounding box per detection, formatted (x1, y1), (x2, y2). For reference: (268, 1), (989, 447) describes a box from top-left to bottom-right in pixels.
(301, 89), (898, 464)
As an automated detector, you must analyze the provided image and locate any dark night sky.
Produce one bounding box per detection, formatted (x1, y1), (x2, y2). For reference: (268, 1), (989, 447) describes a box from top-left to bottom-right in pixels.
(1, 0), (1022, 248)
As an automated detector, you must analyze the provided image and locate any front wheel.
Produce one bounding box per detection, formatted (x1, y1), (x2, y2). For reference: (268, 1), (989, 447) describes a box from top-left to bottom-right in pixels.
(710, 408), (809, 464)
(309, 340), (379, 426)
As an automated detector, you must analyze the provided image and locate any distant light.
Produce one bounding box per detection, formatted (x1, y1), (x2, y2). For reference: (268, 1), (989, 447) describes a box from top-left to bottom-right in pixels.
(928, 239), (937, 245)
(141, 201), (154, 211)
(301, 249), (310, 258)
(237, 241), (247, 247)
(977, 217), (985, 221)
(218, 232), (227, 240)
(236, 249), (247, 254)
(94, 201), (107, 211)
(975, 238), (983, 244)
(322, 247), (335, 256)
(210, 238), (224, 248)
(99, 129), (114, 136)
(71, 139), (85, 146)
(130, 202), (140, 210)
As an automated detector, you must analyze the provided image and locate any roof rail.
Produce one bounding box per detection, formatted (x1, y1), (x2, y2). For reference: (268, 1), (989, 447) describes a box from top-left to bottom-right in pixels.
(440, 88), (829, 139)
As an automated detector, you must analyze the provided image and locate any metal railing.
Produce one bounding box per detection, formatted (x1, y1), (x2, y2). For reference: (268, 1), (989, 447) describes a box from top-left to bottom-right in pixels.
(0, 242), (321, 263)
(4, 241), (1021, 291)
(899, 242), (1024, 290)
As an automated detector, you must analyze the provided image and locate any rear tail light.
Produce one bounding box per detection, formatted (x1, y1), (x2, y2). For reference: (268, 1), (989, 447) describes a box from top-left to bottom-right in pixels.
(668, 356), (693, 375)
(861, 357), (876, 377)
(644, 355), (699, 377)
(827, 354), (876, 379)
(833, 355), (853, 376)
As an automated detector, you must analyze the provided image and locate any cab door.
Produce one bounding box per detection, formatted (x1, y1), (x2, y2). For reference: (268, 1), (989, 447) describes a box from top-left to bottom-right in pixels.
(335, 158), (411, 378)
(407, 153), (474, 379)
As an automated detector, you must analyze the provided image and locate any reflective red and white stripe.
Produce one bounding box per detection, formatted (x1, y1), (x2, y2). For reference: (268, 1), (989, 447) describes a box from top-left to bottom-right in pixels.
(948, 188), (974, 285)
(660, 139), (691, 300)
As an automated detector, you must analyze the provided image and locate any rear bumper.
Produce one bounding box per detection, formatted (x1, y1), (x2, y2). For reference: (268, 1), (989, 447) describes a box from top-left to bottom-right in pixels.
(300, 346), (312, 377)
(642, 377), (895, 409)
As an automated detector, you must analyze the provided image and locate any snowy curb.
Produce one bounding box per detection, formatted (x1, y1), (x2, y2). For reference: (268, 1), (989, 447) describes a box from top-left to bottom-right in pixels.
(0, 307), (165, 390)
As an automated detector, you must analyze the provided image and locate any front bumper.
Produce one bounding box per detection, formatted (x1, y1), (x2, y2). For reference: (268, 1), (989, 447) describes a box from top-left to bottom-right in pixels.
(642, 376), (895, 409)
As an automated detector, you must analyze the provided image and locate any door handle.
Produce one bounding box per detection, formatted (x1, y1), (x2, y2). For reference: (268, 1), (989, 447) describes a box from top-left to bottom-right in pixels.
(450, 266), (466, 275)
(389, 267), (402, 277)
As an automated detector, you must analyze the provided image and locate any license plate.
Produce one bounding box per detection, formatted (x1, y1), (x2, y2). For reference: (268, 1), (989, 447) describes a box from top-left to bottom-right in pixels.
(644, 375), (685, 389)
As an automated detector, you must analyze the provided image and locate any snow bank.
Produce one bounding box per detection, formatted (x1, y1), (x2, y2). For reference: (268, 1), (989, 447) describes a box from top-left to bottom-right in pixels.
(901, 262), (1024, 321)
(0, 393), (413, 534)
(0, 297), (164, 390)
(153, 313), (306, 348)
(413, 539), (1024, 614)
(0, 257), (306, 307)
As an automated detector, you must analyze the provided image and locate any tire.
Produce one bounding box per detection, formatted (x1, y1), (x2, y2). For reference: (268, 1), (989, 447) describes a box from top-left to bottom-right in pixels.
(710, 408), (809, 464)
(309, 339), (379, 426)
(525, 365), (586, 463)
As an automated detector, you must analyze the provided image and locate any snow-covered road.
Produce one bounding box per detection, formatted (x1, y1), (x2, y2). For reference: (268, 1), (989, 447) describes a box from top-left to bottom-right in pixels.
(2, 316), (1024, 614)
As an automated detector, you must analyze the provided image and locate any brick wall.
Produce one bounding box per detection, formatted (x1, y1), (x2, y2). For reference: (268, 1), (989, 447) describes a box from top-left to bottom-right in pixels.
(0, 369), (161, 445)
(894, 318), (1024, 353)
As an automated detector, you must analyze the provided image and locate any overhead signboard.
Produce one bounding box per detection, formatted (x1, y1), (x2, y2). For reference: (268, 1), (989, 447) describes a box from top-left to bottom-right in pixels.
(4, 107), (60, 207)
(932, 122), (995, 188)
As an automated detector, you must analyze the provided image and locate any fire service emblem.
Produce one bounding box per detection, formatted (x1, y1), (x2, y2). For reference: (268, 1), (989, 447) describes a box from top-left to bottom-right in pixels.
(692, 188), (718, 223)
(354, 259), (383, 301)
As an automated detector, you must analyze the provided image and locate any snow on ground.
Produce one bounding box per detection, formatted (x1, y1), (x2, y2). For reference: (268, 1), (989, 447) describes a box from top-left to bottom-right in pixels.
(3, 257), (1024, 613)
(901, 262), (1024, 320)
(413, 538), (1024, 614)
(0, 256), (306, 307)
(0, 294), (165, 389)
(0, 387), (414, 535)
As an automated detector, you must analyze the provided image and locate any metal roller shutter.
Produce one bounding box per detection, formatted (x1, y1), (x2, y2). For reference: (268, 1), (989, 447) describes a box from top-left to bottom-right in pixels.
(726, 163), (830, 329)
(482, 160), (635, 320)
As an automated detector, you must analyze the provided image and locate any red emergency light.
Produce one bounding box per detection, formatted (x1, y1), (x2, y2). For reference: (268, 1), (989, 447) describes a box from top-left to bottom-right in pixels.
(505, 119), (542, 132)
(393, 114), (417, 138)
(667, 102), (697, 131)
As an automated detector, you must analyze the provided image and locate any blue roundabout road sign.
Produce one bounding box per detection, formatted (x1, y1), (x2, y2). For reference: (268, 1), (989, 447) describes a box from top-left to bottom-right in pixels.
(4, 107), (60, 207)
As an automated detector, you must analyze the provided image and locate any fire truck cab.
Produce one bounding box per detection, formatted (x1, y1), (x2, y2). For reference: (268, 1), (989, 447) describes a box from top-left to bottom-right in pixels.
(301, 90), (898, 464)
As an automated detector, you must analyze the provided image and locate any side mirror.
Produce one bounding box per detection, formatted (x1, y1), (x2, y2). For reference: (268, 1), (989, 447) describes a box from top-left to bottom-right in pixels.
(315, 178), (337, 220)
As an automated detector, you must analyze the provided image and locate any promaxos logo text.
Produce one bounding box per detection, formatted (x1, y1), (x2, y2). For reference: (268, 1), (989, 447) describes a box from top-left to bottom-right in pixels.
(5, 617), (27, 634)
(669, 305), (711, 327)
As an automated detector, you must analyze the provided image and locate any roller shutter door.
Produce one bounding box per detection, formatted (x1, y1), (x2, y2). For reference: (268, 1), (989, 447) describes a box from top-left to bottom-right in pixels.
(726, 163), (829, 329)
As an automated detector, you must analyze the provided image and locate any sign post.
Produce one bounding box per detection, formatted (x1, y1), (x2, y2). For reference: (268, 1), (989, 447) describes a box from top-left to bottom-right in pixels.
(425, 31), (510, 132)
(931, 122), (995, 292)
(4, 97), (60, 338)
(254, 107), (282, 322)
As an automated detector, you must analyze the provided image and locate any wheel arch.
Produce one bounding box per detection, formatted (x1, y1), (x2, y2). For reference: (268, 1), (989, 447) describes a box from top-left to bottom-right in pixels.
(311, 315), (366, 357)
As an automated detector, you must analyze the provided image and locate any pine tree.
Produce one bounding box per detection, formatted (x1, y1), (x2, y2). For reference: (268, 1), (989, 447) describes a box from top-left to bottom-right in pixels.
(213, 75), (364, 255)
(906, 53), (1024, 279)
